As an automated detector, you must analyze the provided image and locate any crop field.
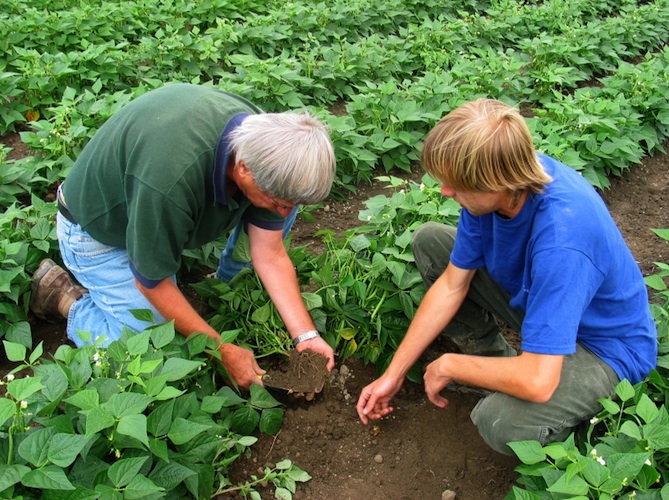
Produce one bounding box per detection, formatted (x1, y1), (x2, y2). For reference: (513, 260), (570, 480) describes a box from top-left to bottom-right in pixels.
(1, 0), (669, 498)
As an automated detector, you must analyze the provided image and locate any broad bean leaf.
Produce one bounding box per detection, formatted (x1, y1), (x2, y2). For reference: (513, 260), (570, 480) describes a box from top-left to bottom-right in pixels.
(107, 456), (148, 488)
(21, 465), (75, 490)
(168, 417), (212, 445)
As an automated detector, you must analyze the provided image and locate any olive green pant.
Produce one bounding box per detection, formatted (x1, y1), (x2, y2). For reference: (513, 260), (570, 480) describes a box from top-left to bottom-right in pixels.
(411, 222), (620, 455)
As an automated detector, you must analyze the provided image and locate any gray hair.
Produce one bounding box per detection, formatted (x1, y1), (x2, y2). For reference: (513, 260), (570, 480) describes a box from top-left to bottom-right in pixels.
(228, 112), (336, 204)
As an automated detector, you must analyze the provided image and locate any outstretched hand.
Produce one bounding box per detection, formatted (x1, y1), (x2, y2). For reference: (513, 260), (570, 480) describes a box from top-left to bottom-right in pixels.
(356, 374), (404, 425)
(219, 343), (266, 390)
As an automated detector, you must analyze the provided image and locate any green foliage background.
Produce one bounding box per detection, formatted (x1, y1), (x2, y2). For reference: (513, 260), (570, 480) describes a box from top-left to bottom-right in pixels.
(1, 0), (669, 497)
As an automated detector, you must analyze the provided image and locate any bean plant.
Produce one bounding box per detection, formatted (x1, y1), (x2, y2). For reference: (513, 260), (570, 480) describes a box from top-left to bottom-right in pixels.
(0, 321), (308, 499)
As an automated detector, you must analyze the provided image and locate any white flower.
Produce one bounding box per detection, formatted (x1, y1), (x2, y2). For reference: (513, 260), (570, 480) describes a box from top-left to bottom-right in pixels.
(20, 401), (28, 409)
(590, 417), (599, 424)
(597, 456), (606, 466)
(5, 373), (14, 382)
(419, 183), (425, 191)
(590, 448), (598, 456)
(645, 459), (652, 466)
(93, 353), (100, 362)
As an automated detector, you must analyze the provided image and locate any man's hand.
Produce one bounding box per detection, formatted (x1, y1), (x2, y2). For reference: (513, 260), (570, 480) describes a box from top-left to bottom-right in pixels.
(423, 356), (452, 408)
(218, 343), (266, 390)
(296, 336), (335, 371)
(356, 374), (403, 425)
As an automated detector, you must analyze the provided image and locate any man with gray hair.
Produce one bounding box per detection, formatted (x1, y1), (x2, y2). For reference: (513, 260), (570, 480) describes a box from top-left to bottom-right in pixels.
(30, 83), (336, 389)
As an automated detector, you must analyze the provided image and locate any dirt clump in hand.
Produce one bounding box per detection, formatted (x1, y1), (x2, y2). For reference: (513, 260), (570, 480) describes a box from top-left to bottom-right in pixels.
(262, 350), (330, 400)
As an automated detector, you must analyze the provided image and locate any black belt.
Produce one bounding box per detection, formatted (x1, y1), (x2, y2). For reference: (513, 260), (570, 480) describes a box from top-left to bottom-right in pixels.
(57, 190), (77, 224)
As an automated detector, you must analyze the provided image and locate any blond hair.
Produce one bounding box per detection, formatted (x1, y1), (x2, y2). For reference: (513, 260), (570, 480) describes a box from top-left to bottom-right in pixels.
(421, 99), (552, 193)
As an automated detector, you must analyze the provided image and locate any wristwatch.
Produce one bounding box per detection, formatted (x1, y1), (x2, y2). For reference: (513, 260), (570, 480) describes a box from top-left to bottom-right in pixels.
(293, 330), (320, 346)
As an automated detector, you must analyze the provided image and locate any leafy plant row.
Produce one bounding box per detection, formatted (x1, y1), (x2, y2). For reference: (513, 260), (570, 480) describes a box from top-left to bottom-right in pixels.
(0, 319), (310, 499)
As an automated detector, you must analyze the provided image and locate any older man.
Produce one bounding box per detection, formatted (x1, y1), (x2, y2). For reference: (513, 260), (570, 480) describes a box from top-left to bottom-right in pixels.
(31, 83), (336, 389)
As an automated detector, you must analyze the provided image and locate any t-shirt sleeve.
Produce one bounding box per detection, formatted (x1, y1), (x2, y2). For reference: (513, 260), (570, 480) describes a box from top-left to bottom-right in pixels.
(243, 206), (286, 231)
(520, 247), (605, 355)
(450, 210), (485, 270)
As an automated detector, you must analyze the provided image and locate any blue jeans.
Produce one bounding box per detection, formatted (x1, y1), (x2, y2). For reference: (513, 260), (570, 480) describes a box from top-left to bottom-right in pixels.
(57, 213), (166, 346)
(215, 206), (299, 280)
(57, 207), (298, 346)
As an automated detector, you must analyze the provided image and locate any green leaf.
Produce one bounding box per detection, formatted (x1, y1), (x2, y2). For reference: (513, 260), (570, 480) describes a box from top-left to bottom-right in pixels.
(139, 358), (162, 374)
(301, 292), (322, 310)
(158, 358), (203, 382)
(200, 395), (224, 414)
(107, 456), (149, 488)
(187, 333), (210, 354)
(508, 441), (546, 464)
(249, 384), (281, 409)
(149, 461), (197, 490)
(7, 377), (44, 401)
(251, 302), (272, 324)
(3, 340), (26, 362)
(260, 408), (284, 435)
(546, 471), (589, 495)
(64, 389), (100, 410)
(154, 385), (186, 400)
(168, 418), (212, 445)
(21, 465), (76, 490)
(598, 398), (621, 415)
(636, 393), (659, 423)
(48, 434), (92, 467)
(104, 392), (154, 418)
(275, 486), (292, 500)
(287, 464), (311, 482)
(150, 321), (176, 349)
(0, 464), (30, 491)
(614, 379), (635, 402)
(84, 406), (115, 435)
(231, 407), (260, 435)
(148, 437), (170, 462)
(0, 398), (16, 426)
(217, 386), (247, 407)
(618, 420), (642, 441)
(18, 427), (57, 467)
(126, 331), (151, 356)
(29, 341), (44, 364)
(123, 474), (165, 499)
(117, 414), (150, 447)
(144, 374), (169, 397)
(129, 309), (155, 323)
(607, 452), (649, 482)
(147, 400), (175, 437)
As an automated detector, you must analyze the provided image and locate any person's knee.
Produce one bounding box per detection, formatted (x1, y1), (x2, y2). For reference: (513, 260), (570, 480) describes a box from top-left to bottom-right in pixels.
(411, 222), (456, 273)
(412, 222), (455, 249)
(470, 395), (543, 456)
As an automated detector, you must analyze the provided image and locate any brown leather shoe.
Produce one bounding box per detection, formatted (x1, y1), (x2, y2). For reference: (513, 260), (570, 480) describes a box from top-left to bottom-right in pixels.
(30, 259), (86, 321)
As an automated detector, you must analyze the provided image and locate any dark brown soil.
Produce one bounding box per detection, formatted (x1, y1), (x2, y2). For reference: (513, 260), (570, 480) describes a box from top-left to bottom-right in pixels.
(3, 132), (669, 499)
(263, 350), (329, 398)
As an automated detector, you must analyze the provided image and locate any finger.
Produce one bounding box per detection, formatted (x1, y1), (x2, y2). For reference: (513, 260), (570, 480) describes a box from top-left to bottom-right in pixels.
(427, 392), (449, 408)
(356, 392), (372, 424)
(325, 352), (335, 371)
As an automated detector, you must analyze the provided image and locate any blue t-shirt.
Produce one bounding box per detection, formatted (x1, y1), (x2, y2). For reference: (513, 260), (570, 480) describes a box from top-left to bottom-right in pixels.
(450, 154), (657, 384)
